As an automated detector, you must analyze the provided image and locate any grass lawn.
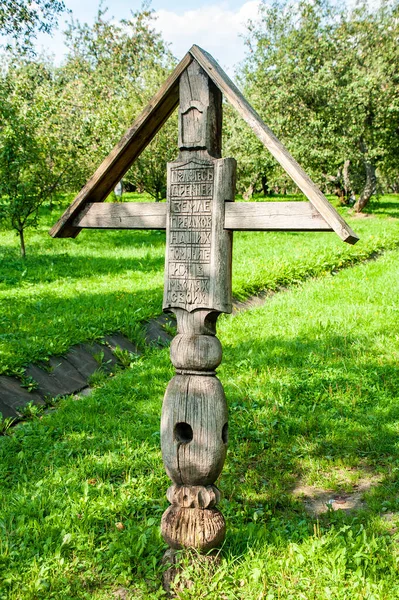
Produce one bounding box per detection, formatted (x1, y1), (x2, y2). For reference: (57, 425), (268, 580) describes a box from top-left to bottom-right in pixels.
(0, 244), (398, 598)
(1, 194), (399, 376)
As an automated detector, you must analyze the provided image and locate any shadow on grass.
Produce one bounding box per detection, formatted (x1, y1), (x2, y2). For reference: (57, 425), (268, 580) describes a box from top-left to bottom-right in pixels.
(220, 332), (399, 551)
(0, 285), (165, 373)
(1, 325), (398, 595)
(364, 197), (399, 219)
(1, 252), (165, 286)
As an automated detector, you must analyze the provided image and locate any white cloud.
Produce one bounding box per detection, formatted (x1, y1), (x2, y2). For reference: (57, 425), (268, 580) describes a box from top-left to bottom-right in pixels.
(153, 1), (261, 77)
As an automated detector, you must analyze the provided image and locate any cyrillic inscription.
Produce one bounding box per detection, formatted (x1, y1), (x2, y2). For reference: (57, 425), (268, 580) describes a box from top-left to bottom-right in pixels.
(165, 162), (214, 309)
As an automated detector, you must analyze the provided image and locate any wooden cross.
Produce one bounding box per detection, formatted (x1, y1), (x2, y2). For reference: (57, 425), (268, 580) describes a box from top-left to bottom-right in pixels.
(51, 46), (358, 554)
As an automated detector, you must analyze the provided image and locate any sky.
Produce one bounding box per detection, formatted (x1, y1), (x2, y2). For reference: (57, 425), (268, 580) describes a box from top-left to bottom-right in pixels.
(34, 0), (263, 77)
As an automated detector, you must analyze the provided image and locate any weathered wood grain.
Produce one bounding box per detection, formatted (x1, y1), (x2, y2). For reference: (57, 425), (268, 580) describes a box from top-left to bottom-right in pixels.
(224, 201), (332, 231)
(73, 202), (167, 229)
(166, 484), (220, 508)
(50, 52), (193, 238)
(178, 59), (222, 158)
(72, 200), (332, 232)
(161, 505), (225, 551)
(163, 156), (235, 314)
(160, 64), (230, 555)
(170, 333), (222, 371)
(161, 374), (228, 486)
(189, 45), (359, 245)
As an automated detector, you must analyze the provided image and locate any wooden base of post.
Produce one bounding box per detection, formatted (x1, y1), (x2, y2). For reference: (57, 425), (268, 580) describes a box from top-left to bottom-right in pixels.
(160, 309), (228, 552)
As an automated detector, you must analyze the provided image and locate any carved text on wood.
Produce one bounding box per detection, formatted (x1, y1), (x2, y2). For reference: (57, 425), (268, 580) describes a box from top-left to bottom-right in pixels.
(163, 158), (236, 314)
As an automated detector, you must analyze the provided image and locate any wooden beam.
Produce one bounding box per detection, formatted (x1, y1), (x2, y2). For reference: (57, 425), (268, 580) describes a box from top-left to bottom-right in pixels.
(74, 203), (167, 230)
(190, 45), (359, 245)
(50, 52), (193, 239)
(74, 201), (333, 233)
(224, 202), (332, 231)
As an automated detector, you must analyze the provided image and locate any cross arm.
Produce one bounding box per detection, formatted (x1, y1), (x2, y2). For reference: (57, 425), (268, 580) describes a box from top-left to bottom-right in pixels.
(74, 202), (167, 230)
(72, 200), (335, 232)
(224, 202), (332, 231)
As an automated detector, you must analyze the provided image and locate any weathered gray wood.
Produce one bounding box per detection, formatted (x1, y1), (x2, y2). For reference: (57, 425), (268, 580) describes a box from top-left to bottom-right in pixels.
(50, 45), (358, 245)
(105, 334), (140, 356)
(50, 52), (193, 239)
(160, 64), (230, 554)
(74, 202), (167, 229)
(0, 376), (44, 418)
(210, 158), (235, 311)
(166, 484), (220, 508)
(163, 156), (235, 313)
(65, 344), (103, 379)
(163, 60), (235, 314)
(162, 506), (225, 551)
(189, 45), (359, 245)
(26, 357), (87, 397)
(224, 201), (332, 231)
(161, 309), (228, 551)
(179, 59), (222, 158)
(170, 332), (222, 371)
(73, 200), (333, 232)
(161, 374), (228, 485)
(48, 47), (360, 564)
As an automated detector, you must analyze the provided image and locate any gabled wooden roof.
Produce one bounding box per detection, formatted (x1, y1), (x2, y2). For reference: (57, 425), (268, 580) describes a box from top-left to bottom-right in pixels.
(50, 45), (358, 244)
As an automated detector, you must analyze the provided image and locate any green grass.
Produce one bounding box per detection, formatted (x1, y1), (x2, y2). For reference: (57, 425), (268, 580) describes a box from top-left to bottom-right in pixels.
(1, 246), (399, 598)
(1, 194), (399, 376)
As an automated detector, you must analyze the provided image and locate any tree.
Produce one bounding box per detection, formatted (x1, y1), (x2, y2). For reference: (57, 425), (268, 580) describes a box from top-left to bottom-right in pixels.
(0, 0), (66, 50)
(0, 6), (178, 256)
(59, 6), (177, 194)
(0, 5), (178, 255)
(240, 0), (399, 210)
(0, 58), (72, 257)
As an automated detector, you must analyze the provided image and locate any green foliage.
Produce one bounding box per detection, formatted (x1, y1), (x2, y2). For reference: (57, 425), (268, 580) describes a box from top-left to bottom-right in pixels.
(0, 8), (176, 256)
(0, 0), (66, 50)
(0, 57), (70, 256)
(126, 116), (178, 202)
(237, 0), (399, 208)
(60, 6), (177, 194)
(17, 400), (43, 420)
(1, 249), (399, 598)
(223, 103), (277, 198)
(0, 413), (15, 435)
(112, 347), (140, 370)
(19, 375), (39, 392)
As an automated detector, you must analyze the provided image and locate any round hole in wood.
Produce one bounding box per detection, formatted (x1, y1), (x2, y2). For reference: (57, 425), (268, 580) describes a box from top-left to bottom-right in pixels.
(174, 422), (193, 444)
(222, 422), (228, 444)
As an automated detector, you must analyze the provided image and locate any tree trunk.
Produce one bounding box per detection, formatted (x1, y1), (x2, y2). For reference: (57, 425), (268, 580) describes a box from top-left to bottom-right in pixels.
(243, 174), (259, 200)
(329, 163), (352, 206)
(19, 229), (26, 258)
(343, 160), (353, 203)
(354, 140), (376, 212)
(261, 175), (269, 196)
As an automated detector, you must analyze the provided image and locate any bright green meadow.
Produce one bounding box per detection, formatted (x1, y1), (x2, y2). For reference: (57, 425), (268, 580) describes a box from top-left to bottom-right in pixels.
(0, 195), (398, 598)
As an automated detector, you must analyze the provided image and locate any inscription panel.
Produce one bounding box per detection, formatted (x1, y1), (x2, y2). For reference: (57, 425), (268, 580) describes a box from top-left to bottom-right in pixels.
(163, 157), (236, 314)
(164, 161), (214, 310)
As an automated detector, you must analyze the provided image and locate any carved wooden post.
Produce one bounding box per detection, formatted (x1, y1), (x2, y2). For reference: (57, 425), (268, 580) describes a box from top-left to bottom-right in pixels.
(160, 60), (236, 552)
(50, 44), (359, 573)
